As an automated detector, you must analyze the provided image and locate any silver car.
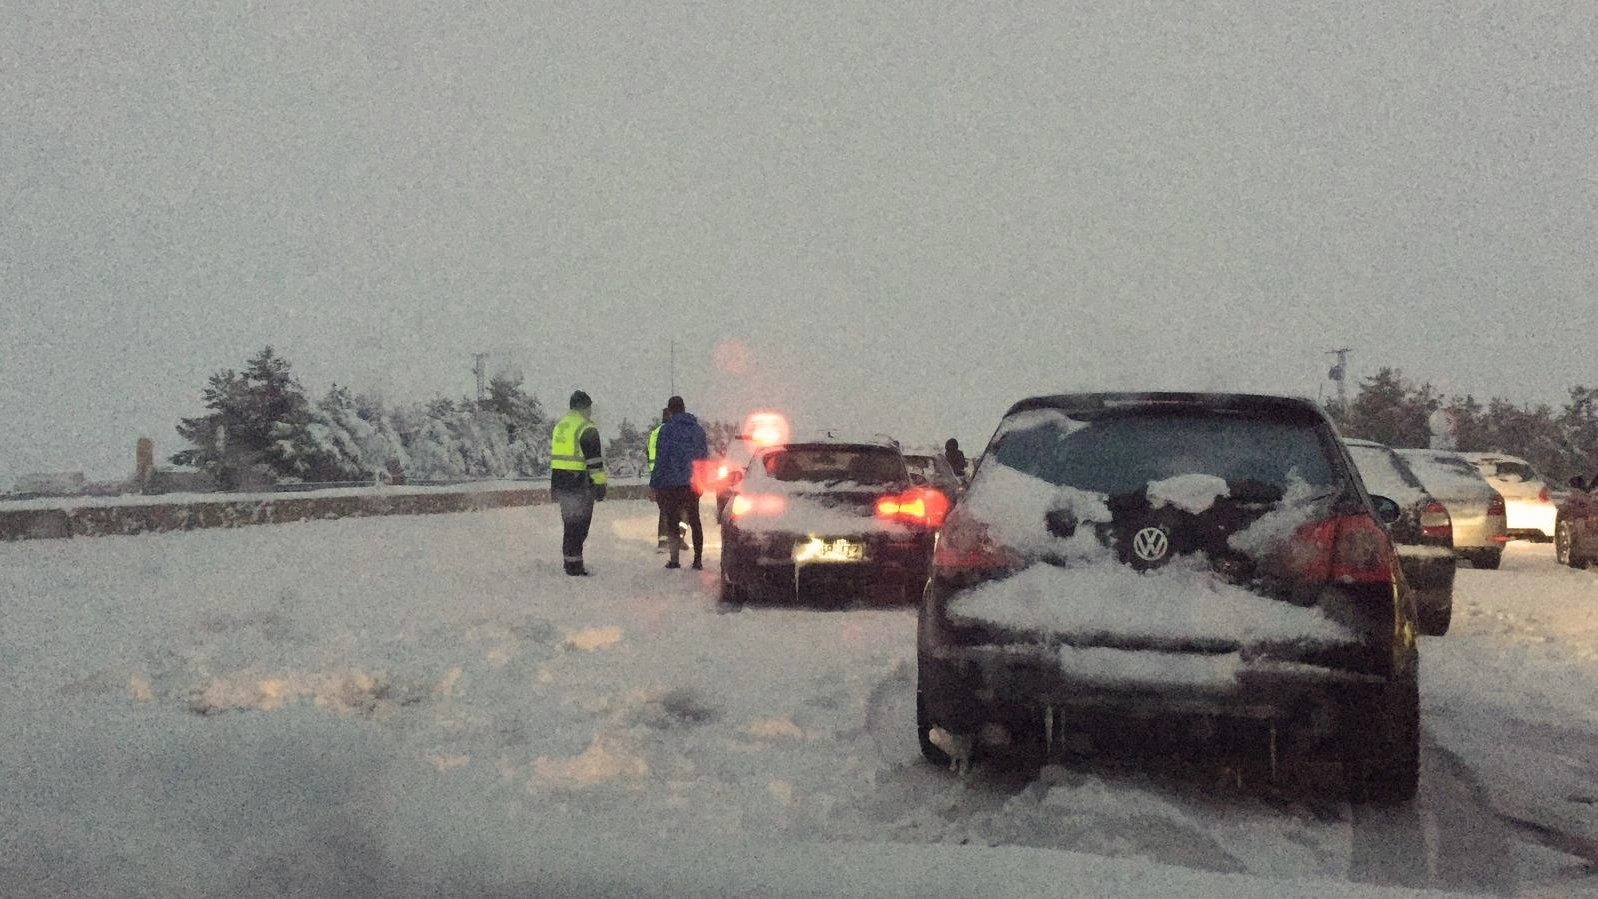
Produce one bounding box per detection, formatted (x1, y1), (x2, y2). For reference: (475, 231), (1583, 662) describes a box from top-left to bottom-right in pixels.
(1393, 448), (1509, 569)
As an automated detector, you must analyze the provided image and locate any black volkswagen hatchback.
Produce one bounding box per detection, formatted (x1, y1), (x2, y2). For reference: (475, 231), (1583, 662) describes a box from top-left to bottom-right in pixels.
(917, 392), (1420, 802)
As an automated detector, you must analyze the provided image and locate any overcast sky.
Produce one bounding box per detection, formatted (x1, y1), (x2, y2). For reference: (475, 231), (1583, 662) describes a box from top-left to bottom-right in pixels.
(5, 1), (1595, 483)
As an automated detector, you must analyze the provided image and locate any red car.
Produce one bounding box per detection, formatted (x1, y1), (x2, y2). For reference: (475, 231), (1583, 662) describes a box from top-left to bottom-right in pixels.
(1555, 474), (1598, 567)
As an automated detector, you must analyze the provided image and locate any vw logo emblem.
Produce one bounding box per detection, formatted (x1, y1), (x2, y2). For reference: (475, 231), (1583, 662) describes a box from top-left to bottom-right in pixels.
(1131, 526), (1169, 562)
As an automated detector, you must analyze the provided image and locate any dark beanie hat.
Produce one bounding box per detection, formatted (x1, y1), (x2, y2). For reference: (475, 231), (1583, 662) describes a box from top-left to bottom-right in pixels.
(570, 390), (592, 410)
(666, 395), (686, 414)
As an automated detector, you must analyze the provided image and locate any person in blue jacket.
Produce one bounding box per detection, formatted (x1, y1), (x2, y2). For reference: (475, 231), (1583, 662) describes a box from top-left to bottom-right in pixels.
(648, 395), (710, 570)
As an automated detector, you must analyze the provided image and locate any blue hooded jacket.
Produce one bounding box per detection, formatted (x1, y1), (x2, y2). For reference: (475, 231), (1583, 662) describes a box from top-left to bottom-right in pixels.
(649, 411), (709, 490)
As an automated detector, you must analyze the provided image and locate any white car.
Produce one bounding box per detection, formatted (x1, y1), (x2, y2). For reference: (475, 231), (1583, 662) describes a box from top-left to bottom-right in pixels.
(1460, 452), (1557, 541)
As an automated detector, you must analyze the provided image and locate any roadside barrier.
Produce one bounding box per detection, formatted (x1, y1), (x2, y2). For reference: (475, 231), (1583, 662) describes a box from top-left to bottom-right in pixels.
(0, 483), (651, 541)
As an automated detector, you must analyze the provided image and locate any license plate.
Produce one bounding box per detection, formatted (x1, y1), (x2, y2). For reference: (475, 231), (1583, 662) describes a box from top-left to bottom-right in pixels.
(794, 537), (865, 563)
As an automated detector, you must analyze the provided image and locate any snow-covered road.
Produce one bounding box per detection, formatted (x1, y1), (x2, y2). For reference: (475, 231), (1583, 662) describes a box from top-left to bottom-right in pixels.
(3, 499), (1596, 896)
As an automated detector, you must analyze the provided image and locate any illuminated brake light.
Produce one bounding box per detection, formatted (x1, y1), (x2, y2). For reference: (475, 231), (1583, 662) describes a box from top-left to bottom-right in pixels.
(874, 488), (950, 529)
(1284, 514), (1397, 584)
(1419, 500), (1452, 540)
(729, 494), (785, 518)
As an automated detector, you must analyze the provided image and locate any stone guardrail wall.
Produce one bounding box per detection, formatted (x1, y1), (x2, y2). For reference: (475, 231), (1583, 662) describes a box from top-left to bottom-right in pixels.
(0, 484), (652, 541)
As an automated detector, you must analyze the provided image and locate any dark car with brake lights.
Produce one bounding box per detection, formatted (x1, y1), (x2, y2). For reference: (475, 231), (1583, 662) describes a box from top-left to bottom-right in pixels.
(1343, 438), (1456, 635)
(917, 392), (1420, 802)
(718, 432), (948, 606)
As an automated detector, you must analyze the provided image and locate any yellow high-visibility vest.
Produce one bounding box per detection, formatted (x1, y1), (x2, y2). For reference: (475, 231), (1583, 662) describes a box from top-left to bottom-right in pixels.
(550, 410), (606, 484)
(647, 425), (662, 472)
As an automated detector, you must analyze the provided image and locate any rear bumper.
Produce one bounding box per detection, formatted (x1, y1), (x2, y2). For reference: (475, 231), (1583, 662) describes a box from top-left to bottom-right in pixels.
(723, 529), (932, 602)
(919, 642), (1385, 731)
(1397, 549), (1455, 616)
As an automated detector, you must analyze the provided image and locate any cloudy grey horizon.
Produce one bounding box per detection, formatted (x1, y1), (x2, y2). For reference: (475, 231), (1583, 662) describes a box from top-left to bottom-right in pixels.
(5, 1), (1595, 483)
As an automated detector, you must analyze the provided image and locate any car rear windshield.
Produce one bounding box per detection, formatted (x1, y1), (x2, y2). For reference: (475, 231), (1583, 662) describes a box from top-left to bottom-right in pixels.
(1346, 444), (1427, 499)
(1485, 460), (1539, 482)
(757, 446), (907, 486)
(989, 409), (1337, 497)
(1397, 451), (1493, 495)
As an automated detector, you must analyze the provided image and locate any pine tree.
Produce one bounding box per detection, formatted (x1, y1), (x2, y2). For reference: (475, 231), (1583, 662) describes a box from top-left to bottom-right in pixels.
(172, 346), (319, 488)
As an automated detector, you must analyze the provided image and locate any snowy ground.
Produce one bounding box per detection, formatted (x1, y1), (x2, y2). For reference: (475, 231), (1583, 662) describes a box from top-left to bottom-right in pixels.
(3, 499), (1597, 897)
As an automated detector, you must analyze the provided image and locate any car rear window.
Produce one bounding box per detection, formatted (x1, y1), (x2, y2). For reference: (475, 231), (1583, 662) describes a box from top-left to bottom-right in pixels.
(1396, 451), (1493, 495)
(1485, 460), (1539, 482)
(989, 409), (1337, 497)
(1345, 444), (1427, 502)
(756, 446), (906, 486)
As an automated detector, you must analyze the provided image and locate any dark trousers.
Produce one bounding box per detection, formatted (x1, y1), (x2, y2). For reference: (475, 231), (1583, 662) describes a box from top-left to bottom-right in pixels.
(554, 487), (595, 564)
(657, 486), (703, 563)
(656, 498), (671, 545)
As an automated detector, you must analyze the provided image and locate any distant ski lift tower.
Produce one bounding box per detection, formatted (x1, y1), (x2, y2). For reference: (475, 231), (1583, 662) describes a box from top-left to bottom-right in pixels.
(1326, 348), (1352, 406)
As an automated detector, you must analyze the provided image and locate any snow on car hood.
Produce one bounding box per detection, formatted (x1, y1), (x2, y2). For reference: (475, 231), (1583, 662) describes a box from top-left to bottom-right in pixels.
(947, 558), (1352, 646)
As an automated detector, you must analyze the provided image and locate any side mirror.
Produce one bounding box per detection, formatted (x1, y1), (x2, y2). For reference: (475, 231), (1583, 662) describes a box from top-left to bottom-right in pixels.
(1571, 476), (1588, 492)
(1369, 494), (1402, 525)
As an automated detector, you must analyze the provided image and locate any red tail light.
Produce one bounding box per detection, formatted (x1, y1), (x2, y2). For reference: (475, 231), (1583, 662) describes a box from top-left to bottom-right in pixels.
(1538, 485), (1549, 503)
(1283, 514), (1398, 584)
(874, 488), (950, 529)
(728, 494), (785, 518)
(1486, 492), (1506, 517)
(932, 507), (1020, 571)
(1419, 500), (1452, 541)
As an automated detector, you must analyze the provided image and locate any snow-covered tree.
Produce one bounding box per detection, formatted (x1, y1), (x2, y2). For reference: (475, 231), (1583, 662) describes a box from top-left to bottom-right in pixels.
(172, 346), (320, 488)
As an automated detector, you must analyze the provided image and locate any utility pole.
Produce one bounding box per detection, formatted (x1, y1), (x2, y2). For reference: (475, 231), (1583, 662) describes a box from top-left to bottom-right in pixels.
(472, 353), (489, 404)
(669, 340), (676, 395)
(1325, 348), (1352, 407)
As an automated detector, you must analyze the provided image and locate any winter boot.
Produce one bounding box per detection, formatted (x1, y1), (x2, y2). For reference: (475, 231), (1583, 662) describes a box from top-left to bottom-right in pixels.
(564, 560), (589, 576)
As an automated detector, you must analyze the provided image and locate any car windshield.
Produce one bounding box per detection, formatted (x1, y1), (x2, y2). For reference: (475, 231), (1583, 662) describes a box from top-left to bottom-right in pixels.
(990, 409), (1336, 497)
(758, 446), (906, 485)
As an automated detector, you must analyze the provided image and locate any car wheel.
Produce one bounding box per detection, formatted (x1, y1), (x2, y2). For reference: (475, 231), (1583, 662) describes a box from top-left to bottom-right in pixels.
(1345, 662), (1420, 805)
(1472, 548), (1503, 570)
(1555, 521), (1579, 567)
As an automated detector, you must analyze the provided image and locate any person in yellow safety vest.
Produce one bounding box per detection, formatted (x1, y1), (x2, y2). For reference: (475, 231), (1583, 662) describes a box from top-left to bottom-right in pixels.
(550, 390), (607, 576)
(647, 406), (674, 552)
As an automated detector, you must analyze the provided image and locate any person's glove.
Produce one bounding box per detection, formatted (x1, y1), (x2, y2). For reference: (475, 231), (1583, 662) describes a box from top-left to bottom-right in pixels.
(592, 483), (606, 502)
